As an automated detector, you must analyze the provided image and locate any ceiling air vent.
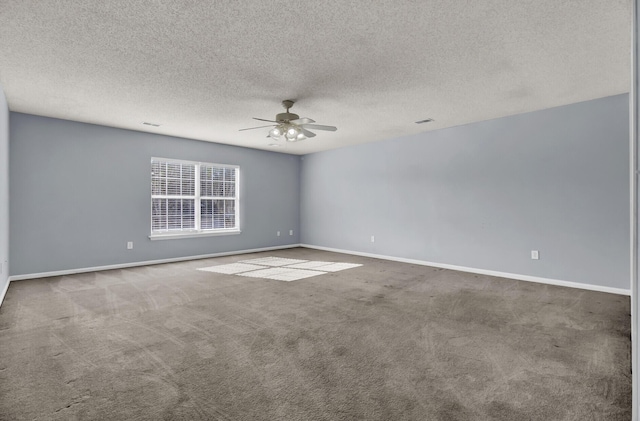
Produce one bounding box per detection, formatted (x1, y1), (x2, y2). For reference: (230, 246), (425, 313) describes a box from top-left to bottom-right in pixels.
(415, 118), (434, 124)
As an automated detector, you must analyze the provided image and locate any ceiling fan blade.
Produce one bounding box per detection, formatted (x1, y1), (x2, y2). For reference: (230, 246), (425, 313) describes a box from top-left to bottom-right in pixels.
(299, 127), (316, 138)
(253, 117), (279, 123)
(239, 124), (276, 131)
(290, 117), (315, 125)
(299, 124), (337, 132)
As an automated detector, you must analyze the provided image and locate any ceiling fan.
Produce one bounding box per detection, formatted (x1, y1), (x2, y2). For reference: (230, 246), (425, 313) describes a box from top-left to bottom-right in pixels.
(239, 100), (337, 142)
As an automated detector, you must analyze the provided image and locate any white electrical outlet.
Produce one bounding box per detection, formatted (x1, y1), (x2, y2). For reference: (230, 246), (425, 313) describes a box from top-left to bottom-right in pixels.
(531, 250), (539, 260)
(277, 231), (280, 236)
(371, 235), (375, 243)
(127, 241), (134, 250)
(289, 230), (293, 236)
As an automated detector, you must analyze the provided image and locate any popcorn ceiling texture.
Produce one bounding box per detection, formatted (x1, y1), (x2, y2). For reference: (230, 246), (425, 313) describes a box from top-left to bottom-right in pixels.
(0, 0), (631, 154)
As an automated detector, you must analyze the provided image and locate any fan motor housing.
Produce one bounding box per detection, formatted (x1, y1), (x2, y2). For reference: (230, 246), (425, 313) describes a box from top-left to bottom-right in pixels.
(276, 112), (299, 122)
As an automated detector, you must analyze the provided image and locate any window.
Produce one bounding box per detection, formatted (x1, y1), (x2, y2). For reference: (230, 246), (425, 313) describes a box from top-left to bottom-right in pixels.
(150, 158), (240, 239)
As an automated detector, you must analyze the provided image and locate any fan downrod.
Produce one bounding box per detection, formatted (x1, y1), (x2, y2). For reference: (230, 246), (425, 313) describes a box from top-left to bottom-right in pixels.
(276, 99), (299, 122)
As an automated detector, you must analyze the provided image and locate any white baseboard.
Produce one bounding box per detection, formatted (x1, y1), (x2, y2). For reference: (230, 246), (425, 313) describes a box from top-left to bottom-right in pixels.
(0, 278), (9, 308)
(5, 243), (630, 298)
(7, 244), (302, 282)
(300, 244), (631, 296)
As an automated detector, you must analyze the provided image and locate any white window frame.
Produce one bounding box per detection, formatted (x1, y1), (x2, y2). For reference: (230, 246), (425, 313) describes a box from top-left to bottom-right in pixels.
(149, 157), (241, 240)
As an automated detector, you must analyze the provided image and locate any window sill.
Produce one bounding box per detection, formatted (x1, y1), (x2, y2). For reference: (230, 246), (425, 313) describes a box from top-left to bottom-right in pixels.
(149, 229), (241, 241)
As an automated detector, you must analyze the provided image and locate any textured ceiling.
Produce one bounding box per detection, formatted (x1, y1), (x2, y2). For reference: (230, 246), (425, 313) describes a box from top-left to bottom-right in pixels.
(0, 0), (632, 155)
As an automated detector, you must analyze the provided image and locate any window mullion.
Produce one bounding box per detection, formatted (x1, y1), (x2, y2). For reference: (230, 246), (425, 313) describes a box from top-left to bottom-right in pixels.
(235, 167), (240, 231)
(195, 163), (201, 231)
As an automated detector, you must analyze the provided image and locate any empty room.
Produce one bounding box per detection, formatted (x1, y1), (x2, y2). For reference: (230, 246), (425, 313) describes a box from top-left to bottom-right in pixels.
(0, 1), (637, 420)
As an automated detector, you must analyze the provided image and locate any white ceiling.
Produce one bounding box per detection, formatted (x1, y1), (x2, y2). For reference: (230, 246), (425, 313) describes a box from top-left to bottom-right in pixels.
(0, 0), (631, 155)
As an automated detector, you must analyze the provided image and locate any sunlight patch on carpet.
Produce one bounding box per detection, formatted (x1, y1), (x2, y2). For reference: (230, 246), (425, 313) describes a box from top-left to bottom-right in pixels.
(197, 257), (362, 281)
(197, 263), (266, 274)
(286, 262), (362, 272)
(284, 261), (335, 269)
(237, 267), (326, 282)
(238, 257), (309, 266)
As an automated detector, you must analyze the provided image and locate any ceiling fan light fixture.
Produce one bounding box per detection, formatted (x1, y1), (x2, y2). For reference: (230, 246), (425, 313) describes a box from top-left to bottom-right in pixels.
(270, 126), (284, 138)
(239, 100), (336, 143)
(285, 125), (300, 140)
(286, 132), (305, 142)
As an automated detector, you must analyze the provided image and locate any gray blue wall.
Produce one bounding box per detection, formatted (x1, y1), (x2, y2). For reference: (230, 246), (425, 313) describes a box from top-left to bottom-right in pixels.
(7, 94), (631, 290)
(301, 94), (630, 290)
(9, 113), (300, 276)
(0, 86), (8, 294)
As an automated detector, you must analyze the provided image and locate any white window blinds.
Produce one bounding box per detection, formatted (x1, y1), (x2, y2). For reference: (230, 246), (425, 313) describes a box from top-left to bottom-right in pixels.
(151, 158), (239, 236)
(200, 164), (237, 230)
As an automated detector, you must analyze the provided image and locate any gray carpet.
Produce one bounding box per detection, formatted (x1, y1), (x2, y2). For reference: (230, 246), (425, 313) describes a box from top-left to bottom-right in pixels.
(0, 248), (631, 420)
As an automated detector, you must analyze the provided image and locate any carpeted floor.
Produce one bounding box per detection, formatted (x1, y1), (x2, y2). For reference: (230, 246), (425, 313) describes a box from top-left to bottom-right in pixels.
(0, 248), (631, 420)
